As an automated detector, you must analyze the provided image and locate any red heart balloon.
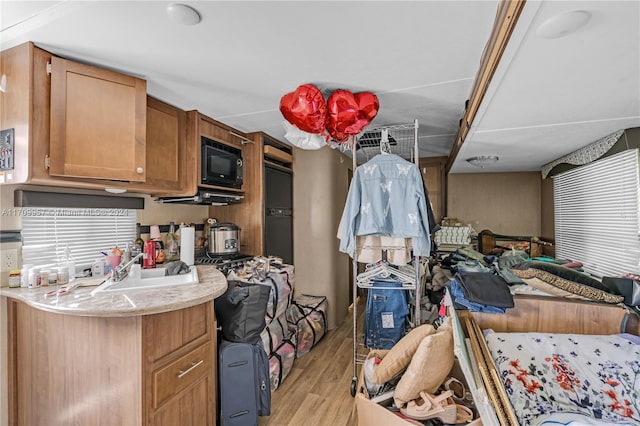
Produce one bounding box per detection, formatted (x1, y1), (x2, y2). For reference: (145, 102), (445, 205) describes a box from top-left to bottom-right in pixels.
(326, 90), (379, 140)
(327, 127), (351, 143)
(279, 84), (327, 134)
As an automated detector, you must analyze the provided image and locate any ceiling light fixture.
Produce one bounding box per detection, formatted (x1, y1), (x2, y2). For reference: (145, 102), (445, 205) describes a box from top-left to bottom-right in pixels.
(466, 155), (499, 168)
(536, 10), (591, 39)
(166, 3), (201, 26)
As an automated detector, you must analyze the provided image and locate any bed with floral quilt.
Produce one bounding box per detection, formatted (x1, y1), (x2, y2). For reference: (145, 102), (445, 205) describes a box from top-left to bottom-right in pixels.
(483, 331), (640, 425)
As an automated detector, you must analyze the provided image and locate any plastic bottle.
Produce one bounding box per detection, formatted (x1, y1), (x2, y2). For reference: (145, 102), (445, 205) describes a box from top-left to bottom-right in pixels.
(122, 242), (132, 264)
(29, 268), (41, 288)
(65, 244), (76, 281)
(165, 221), (179, 261)
(134, 223), (144, 254)
(21, 264), (32, 288)
(176, 222), (185, 250)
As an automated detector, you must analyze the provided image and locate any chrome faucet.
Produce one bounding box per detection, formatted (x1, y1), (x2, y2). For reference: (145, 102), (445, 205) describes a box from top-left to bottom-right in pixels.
(111, 252), (146, 282)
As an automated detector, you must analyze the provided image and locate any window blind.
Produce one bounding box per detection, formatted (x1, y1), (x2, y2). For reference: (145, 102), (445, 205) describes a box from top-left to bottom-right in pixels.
(21, 208), (136, 272)
(554, 149), (640, 277)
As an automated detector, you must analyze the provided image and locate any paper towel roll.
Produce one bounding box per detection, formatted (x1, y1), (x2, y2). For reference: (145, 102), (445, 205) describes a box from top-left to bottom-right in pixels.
(180, 226), (195, 266)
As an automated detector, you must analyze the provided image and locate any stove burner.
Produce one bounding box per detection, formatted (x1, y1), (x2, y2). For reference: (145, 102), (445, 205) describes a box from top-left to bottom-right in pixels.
(194, 253), (254, 274)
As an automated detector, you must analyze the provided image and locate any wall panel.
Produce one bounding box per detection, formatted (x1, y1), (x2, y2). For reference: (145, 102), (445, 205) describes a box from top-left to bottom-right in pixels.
(447, 172), (541, 236)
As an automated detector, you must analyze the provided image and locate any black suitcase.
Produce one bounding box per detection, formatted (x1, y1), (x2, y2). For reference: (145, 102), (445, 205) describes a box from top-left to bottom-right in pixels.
(219, 340), (271, 426)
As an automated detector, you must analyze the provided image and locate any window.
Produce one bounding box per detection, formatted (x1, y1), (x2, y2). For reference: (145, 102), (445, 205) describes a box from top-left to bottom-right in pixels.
(21, 208), (136, 272)
(554, 149), (640, 277)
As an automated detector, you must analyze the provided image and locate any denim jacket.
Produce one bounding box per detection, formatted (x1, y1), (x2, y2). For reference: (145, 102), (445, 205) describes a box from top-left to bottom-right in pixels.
(338, 153), (431, 256)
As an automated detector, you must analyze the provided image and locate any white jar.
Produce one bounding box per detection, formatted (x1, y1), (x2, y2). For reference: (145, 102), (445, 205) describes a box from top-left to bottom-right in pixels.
(92, 259), (105, 277)
(48, 270), (58, 286)
(57, 266), (69, 285)
(40, 269), (50, 287)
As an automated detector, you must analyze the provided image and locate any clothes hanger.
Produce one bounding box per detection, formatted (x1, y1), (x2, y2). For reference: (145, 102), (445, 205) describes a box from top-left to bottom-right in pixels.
(380, 129), (391, 155)
(356, 260), (415, 285)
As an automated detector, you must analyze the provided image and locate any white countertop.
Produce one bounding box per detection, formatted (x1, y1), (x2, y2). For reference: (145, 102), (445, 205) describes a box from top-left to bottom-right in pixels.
(0, 265), (228, 317)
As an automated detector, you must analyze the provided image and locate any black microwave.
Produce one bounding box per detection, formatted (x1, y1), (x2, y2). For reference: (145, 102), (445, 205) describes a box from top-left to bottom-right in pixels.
(201, 137), (243, 188)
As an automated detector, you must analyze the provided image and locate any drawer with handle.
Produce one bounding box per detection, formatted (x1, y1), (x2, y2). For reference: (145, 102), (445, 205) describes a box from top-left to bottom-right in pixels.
(153, 341), (213, 408)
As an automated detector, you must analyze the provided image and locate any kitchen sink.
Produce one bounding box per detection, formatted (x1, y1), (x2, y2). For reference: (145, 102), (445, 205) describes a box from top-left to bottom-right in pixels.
(91, 266), (199, 294)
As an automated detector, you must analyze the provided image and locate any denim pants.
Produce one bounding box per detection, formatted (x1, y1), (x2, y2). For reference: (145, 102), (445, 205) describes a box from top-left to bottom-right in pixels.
(363, 280), (409, 349)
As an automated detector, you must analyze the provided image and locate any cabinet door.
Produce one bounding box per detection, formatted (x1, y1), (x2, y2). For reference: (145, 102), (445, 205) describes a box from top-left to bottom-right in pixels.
(145, 97), (186, 192)
(49, 56), (146, 181)
(150, 375), (214, 426)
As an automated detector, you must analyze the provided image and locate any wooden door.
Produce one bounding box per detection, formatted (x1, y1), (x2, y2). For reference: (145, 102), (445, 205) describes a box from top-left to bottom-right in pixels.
(419, 156), (447, 225)
(49, 56), (146, 181)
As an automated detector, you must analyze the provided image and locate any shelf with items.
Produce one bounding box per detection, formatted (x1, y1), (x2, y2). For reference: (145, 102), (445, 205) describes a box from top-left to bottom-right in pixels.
(342, 119), (433, 396)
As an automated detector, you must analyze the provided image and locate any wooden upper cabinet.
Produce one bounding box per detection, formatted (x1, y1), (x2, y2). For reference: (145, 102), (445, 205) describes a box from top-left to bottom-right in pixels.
(144, 97), (187, 194)
(49, 56), (147, 181)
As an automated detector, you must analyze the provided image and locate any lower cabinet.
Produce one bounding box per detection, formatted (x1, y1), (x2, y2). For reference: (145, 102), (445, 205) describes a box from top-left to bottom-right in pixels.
(144, 302), (217, 426)
(151, 373), (215, 426)
(6, 299), (217, 426)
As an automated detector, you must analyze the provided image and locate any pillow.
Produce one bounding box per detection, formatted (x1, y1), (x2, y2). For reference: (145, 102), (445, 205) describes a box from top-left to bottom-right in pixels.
(512, 268), (624, 304)
(372, 324), (436, 384)
(393, 317), (454, 407)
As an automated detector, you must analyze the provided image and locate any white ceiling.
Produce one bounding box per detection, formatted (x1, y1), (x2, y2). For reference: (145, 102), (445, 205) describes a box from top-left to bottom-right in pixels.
(454, 0), (640, 173)
(1, 1), (638, 173)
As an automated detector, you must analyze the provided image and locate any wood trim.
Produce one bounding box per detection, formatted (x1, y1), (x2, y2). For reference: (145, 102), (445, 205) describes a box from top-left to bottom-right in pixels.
(7, 300), (18, 426)
(464, 315), (520, 425)
(264, 145), (293, 164)
(446, 0), (526, 173)
(185, 110), (201, 195)
(198, 113), (246, 149)
(465, 295), (635, 335)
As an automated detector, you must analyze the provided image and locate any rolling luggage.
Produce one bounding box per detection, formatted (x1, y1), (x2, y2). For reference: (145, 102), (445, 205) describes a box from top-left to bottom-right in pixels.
(219, 340), (271, 426)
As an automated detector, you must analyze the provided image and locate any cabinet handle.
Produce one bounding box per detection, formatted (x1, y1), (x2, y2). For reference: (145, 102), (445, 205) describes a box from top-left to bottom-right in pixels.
(177, 359), (204, 378)
(136, 167), (144, 174)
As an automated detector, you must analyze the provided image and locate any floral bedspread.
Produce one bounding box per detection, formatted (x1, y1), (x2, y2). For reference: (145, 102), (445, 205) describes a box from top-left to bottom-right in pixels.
(484, 332), (640, 425)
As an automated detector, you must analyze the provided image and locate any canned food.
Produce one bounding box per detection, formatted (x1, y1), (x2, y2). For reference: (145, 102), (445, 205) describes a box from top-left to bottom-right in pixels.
(9, 270), (21, 288)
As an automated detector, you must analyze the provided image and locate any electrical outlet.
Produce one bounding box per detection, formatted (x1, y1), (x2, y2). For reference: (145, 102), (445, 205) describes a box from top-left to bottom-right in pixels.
(1, 248), (18, 271)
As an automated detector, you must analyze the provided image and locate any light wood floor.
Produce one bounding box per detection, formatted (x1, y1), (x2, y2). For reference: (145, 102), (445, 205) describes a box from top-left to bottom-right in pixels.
(258, 308), (361, 426)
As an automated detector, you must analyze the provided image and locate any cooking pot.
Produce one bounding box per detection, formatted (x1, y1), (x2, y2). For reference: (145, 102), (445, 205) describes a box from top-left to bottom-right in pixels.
(208, 223), (240, 255)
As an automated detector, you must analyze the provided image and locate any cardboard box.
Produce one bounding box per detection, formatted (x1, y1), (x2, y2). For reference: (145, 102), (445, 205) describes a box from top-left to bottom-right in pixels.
(355, 350), (483, 426)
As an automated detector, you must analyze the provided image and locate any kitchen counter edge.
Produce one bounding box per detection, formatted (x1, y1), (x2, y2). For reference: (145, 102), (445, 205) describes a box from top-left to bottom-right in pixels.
(0, 265), (228, 317)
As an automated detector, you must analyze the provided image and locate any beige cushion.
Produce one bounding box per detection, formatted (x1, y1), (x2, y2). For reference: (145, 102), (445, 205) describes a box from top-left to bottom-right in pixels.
(393, 317), (454, 407)
(372, 324), (436, 384)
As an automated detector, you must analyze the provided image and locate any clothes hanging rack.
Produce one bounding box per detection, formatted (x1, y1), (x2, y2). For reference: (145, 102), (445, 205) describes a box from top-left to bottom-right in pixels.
(349, 119), (423, 396)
